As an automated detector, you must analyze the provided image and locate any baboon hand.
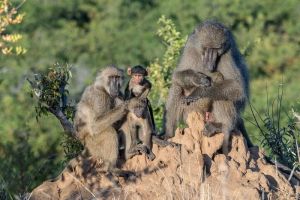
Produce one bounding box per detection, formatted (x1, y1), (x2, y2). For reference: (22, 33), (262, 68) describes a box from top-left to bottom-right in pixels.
(124, 98), (139, 110)
(202, 48), (218, 72)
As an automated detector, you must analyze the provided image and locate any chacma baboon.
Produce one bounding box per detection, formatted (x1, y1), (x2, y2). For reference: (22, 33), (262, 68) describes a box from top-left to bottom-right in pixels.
(119, 89), (156, 161)
(176, 70), (225, 134)
(74, 66), (137, 177)
(125, 65), (180, 149)
(124, 65), (155, 130)
(164, 20), (252, 154)
(122, 65), (156, 160)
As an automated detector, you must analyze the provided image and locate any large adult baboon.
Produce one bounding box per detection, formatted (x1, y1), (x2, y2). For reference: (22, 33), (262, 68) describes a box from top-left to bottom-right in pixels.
(164, 20), (252, 154)
(74, 66), (137, 177)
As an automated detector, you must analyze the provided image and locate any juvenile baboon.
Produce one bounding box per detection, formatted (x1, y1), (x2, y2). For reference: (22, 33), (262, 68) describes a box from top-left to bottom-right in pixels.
(74, 66), (136, 177)
(122, 66), (156, 157)
(124, 65), (179, 149)
(124, 65), (155, 130)
(119, 89), (156, 161)
(164, 20), (252, 154)
(125, 66), (152, 99)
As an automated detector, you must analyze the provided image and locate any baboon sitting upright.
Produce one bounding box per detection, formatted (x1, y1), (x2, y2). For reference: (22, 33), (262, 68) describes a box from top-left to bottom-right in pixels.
(164, 20), (253, 154)
(119, 89), (156, 161)
(122, 66), (155, 158)
(74, 66), (138, 177)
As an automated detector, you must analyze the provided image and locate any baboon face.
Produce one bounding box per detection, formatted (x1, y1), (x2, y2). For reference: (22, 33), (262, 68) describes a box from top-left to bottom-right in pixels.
(195, 21), (230, 72)
(132, 73), (144, 85)
(107, 75), (122, 98)
(95, 67), (124, 98)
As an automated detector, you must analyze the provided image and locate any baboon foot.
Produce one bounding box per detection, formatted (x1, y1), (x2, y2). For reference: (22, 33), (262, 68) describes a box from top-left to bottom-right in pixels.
(128, 145), (139, 155)
(135, 143), (147, 153)
(152, 135), (181, 149)
(134, 144), (156, 160)
(145, 148), (156, 161)
(202, 122), (222, 137)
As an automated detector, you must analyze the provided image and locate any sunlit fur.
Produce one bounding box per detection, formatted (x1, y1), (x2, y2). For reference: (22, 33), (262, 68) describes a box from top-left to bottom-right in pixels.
(164, 20), (252, 154)
(74, 66), (127, 172)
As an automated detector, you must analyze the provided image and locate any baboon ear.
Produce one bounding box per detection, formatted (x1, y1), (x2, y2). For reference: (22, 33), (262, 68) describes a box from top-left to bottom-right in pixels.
(146, 67), (150, 76)
(127, 67), (132, 75)
(139, 88), (149, 99)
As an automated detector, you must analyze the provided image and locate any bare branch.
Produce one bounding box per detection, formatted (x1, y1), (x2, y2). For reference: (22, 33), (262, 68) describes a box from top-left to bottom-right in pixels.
(48, 106), (75, 137)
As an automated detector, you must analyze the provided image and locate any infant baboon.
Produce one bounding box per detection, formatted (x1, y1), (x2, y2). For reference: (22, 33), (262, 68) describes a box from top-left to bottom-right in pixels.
(164, 20), (252, 154)
(119, 89), (156, 161)
(173, 69), (224, 134)
(74, 66), (136, 177)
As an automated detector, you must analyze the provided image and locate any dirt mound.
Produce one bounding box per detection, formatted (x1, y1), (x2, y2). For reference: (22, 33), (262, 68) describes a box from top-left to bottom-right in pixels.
(30, 112), (298, 200)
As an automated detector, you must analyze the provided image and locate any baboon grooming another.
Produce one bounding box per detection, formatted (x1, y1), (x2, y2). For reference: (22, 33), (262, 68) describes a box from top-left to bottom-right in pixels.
(164, 21), (252, 154)
(74, 66), (136, 177)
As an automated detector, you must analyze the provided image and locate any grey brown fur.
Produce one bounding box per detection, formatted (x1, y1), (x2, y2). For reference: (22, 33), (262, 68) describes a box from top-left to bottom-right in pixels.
(119, 89), (156, 161)
(74, 66), (135, 176)
(164, 20), (252, 154)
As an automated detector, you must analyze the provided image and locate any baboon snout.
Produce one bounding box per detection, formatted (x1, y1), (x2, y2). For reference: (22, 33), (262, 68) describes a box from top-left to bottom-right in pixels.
(109, 80), (121, 98)
(109, 88), (119, 98)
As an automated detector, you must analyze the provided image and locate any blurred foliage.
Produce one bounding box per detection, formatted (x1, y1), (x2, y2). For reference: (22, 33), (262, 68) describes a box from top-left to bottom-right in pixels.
(0, 0), (300, 197)
(0, 123), (63, 198)
(27, 63), (75, 120)
(28, 63), (82, 160)
(60, 135), (83, 162)
(149, 15), (186, 129)
(249, 85), (300, 168)
(0, 0), (26, 55)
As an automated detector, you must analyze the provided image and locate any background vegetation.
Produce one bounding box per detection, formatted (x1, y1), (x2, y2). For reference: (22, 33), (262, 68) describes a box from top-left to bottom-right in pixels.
(0, 0), (299, 198)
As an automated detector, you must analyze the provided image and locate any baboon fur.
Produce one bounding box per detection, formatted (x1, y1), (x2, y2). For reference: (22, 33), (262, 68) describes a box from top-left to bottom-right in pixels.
(164, 20), (252, 154)
(74, 66), (132, 175)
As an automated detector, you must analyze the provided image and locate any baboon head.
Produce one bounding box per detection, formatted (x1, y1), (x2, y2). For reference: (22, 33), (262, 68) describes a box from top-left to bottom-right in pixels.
(127, 65), (150, 85)
(128, 90), (148, 118)
(95, 66), (124, 98)
(194, 21), (231, 72)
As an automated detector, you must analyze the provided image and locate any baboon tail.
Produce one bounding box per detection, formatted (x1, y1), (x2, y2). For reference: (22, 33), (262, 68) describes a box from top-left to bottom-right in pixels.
(237, 118), (253, 148)
(222, 131), (231, 155)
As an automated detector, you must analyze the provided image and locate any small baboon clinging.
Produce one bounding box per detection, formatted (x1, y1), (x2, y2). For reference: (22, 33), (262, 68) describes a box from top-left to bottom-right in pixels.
(119, 89), (156, 161)
(164, 20), (252, 154)
(74, 66), (137, 177)
(173, 69), (224, 134)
